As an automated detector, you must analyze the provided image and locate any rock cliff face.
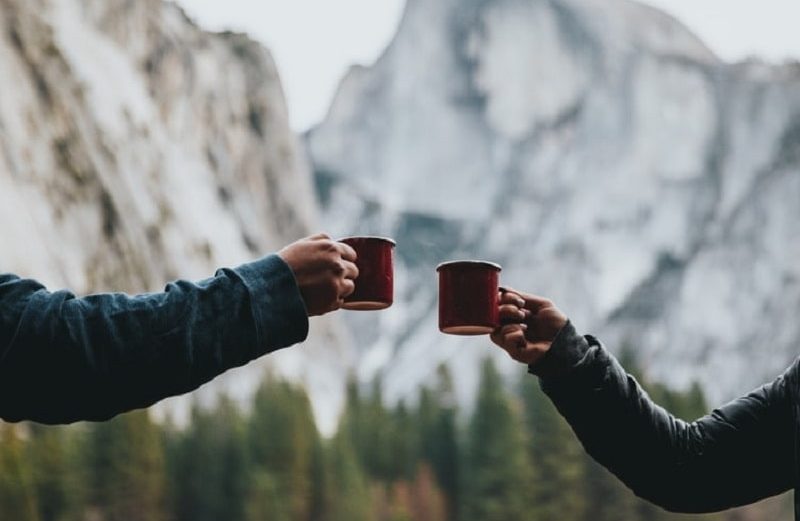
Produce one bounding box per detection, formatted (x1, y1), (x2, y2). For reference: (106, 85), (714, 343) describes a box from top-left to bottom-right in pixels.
(0, 0), (351, 432)
(308, 0), (800, 406)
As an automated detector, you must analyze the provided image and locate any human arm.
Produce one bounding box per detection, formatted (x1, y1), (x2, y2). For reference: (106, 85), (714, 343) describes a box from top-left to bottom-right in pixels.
(492, 290), (796, 512)
(0, 234), (357, 424)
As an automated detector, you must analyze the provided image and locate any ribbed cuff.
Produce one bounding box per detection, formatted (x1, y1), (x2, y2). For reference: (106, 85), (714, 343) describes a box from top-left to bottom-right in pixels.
(232, 254), (309, 353)
(528, 320), (591, 380)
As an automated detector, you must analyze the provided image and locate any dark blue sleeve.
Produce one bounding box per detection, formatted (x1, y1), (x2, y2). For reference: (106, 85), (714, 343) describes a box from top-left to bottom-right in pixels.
(533, 322), (795, 513)
(0, 254), (309, 424)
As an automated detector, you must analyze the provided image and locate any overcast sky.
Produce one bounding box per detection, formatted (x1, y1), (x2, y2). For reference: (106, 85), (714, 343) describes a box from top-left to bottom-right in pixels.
(175, 0), (800, 131)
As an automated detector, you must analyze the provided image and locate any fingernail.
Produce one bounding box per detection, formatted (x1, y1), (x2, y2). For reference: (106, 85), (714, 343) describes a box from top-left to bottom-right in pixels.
(519, 323), (528, 330)
(516, 298), (525, 307)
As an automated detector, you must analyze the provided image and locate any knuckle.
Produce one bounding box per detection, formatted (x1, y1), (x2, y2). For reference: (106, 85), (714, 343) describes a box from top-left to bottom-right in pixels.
(320, 255), (339, 270)
(317, 239), (336, 253)
(501, 293), (518, 304)
(330, 260), (345, 274)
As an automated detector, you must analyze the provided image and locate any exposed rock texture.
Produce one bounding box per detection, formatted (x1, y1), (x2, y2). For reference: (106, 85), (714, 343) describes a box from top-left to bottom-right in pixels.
(0, 0), (351, 432)
(308, 0), (800, 406)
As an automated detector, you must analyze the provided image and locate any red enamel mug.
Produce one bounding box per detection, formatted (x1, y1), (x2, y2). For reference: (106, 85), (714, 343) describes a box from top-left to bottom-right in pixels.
(436, 260), (501, 335)
(339, 236), (396, 310)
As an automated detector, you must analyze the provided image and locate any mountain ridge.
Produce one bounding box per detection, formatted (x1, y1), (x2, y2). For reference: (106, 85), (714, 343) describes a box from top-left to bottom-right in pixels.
(307, 0), (800, 408)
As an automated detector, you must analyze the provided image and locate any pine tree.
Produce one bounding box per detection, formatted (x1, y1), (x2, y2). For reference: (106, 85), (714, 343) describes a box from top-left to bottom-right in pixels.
(322, 433), (373, 521)
(462, 358), (533, 521)
(417, 365), (459, 519)
(245, 470), (292, 521)
(247, 374), (318, 521)
(85, 409), (168, 521)
(170, 396), (249, 521)
(339, 375), (403, 482)
(677, 382), (709, 422)
(366, 377), (395, 480)
(520, 374), (586, 521)
(390, 400), (419, 481)
(26, 423), (83, 521)
(341, 374), (363, 446)
(582, 456), (641, 521)
(0, 424), (40, 521)
(309, 436), (329, 521)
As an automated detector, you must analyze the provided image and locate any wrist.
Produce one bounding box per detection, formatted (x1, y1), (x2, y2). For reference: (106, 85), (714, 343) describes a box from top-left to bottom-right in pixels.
(528, 320), (591, 379)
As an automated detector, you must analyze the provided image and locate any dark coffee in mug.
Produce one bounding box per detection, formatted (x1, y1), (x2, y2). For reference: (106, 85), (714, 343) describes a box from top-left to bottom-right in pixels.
(339, 236), (396, 310)
(436, 260), (501, 335)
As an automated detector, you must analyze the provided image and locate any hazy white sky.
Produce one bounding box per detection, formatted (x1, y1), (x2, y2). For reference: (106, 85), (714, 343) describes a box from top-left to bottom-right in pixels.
(175, 0), (800, 131)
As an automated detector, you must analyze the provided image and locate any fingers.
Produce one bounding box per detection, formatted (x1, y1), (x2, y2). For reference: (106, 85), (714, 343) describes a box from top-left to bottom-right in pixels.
(502, 286), (559, 318)
(306, 234), (357, 262)
(499, 304), (527, 324)
(331, 259), (357, 302)
(491, 323), (525, 346)
(490, 323), (532, 363)
(311, 240), (358, 277)
(303, 234), (356, 263)
(503, 328), (528, 351)
(499, 290), (526, 308)
(341, 260), (359, 280)
(517, 292), (555, 313)
(337, 242), (358, 262)
(340, 278), (356, 299)
(498, 289), (529, 325)
(319, 274), (354, 316)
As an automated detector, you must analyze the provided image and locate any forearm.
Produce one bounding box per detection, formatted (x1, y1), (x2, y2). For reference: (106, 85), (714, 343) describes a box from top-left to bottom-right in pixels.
(0, 254), (308, 424)
(534, 323), (794, 512)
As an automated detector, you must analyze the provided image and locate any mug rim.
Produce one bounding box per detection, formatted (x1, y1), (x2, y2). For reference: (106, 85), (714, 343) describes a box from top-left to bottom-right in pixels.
(436, 260), (502, 272)
(338, 236), (397, 246)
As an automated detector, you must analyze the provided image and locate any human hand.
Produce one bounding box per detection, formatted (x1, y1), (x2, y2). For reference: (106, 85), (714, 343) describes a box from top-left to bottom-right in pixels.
(278, 234), (359, 316)
(490, 288), (568, 365)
